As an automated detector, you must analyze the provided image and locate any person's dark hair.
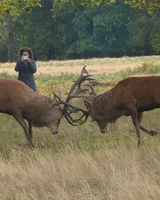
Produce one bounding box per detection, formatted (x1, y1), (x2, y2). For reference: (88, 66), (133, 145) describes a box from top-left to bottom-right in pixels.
(18, 47), (33, 59)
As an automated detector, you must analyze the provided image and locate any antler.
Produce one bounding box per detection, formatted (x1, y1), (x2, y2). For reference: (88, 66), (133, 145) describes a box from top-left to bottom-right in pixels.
(53, 65), (97, 126)
(53, 91), (89, 125)
(65, 65), (95, 102)
(84, 81), (98, 97)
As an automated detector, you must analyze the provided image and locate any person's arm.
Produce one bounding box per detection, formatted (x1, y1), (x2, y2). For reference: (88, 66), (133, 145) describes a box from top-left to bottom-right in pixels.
(15, 60), (23, 72)
(28, 59), (37, 73)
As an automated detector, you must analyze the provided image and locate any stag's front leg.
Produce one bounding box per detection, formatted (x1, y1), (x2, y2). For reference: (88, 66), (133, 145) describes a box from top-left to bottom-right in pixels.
(13, 112), (35, 148)
(138, 113), (160, 136)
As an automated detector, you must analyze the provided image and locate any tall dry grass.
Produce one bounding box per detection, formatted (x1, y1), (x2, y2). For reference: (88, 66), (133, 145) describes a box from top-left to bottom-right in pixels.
(0, 143), (160, 199)
(0, 103), (160, 199)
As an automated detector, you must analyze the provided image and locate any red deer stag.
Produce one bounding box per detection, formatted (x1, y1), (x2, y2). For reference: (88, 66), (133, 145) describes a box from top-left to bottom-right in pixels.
(84, 76), (160, 146)
(0, 66), (93, 148)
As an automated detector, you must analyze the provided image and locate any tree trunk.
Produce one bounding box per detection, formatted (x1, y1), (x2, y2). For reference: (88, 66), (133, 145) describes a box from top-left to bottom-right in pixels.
(8, 15), (13, 62)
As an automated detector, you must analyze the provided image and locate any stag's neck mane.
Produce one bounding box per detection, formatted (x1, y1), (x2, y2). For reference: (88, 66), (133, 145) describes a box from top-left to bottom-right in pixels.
(23, 93), (56, 126)
(93, 88), (120, 123)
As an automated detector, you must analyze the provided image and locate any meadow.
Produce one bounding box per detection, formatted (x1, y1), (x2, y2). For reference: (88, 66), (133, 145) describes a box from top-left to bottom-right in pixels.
(0, 56), (160, 199)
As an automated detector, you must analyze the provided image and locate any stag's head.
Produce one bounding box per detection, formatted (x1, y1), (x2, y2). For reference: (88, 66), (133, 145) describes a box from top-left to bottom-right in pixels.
(84, 100), (107, 133)
(46, 97), (63, 135)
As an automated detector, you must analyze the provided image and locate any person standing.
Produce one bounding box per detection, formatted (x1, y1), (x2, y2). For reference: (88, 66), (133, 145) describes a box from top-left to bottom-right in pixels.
(15, 47), (37, 91)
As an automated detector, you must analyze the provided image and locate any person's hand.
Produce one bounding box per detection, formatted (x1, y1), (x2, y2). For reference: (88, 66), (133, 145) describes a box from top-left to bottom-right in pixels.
(28, 58), (31, 63)
(21, 56), (31, 63)
(21, 56), (24, 62)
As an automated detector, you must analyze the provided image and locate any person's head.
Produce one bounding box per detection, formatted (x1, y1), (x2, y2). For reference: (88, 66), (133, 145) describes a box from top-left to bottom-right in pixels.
(18, 47), (33, 59)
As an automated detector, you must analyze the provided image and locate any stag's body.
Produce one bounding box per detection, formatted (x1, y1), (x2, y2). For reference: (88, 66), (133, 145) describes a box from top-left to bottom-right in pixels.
(0, 79), (62, 148)
(0, 66), (94, 148)
(85, 76), (160, 146)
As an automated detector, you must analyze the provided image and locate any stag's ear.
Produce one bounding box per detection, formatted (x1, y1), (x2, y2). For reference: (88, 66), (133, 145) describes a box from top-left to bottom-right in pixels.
(53, 95), (58, 104)
(84, 100), (91, 112)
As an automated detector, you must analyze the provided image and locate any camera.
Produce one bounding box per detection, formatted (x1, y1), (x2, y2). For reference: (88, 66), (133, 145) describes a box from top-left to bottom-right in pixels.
(23, 56), (28, 60)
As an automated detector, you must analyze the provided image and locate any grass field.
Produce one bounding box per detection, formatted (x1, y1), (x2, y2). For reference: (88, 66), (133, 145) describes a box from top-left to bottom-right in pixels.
(0, 56), (160, 199)
(1, 55), (160, 76)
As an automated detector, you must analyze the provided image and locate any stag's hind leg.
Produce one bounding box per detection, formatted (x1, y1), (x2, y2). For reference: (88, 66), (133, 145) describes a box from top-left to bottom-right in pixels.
(13, 111), (35, 148)
(28, 121), (33, 139)
(128, 106), (143, 147)
(138, 113), (160, 136)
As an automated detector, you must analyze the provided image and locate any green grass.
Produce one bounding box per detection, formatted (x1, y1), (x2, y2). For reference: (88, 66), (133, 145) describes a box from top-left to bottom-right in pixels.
(108, 62), (160, 82)
(0, 61), (160, 158)
(0, 108), (160, 159)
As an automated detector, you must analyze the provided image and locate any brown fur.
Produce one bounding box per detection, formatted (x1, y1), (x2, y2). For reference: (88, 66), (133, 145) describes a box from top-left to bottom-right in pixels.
(85, 76), (160, 146)
(0, 79), (62, 148)
(91, 89), (121, 123)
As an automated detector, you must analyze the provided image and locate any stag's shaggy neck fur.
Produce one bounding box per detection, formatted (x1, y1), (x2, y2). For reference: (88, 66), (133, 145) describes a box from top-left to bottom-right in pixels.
(22, 94), (60, 127)
(92, 88), (121, 123)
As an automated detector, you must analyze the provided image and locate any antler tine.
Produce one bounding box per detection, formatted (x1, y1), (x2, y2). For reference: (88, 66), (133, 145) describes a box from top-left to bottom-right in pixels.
(67, 88), (90, 100)
(59, 89), (62, 99)
(62, 102), (89, 126)
(64, 115), (77, 126)
(65, 66), (96, 103)
(64, 110), (89, 126)
(53, 91), (61, 103)
(81, 65), (89, 76)
(84, 82), (98, 97)
(53, 90), (89, 114)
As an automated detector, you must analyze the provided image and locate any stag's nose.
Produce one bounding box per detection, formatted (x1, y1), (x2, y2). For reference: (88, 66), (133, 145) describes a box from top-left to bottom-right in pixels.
(101, 128), (107, 133)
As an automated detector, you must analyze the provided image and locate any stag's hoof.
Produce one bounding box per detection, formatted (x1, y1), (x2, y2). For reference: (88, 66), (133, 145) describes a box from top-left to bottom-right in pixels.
(28, 142), (35, 148)
(150, 131), (160, 136)
(138, 139), (144, 147)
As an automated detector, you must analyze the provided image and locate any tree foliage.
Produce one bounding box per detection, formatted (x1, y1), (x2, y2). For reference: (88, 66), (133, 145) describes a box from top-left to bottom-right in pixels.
(125, 0), (160, 13)
(60, 0), (160, 13)
(0, 0), (159, 18)
(0, 0), (41, 18)
(127, 9), (160, 55)
(0, 19), (7, 61)
(0, 0), (160, 62)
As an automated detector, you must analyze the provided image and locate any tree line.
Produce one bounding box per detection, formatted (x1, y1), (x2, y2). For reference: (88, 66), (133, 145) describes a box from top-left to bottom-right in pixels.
(0, 0), (160, 62)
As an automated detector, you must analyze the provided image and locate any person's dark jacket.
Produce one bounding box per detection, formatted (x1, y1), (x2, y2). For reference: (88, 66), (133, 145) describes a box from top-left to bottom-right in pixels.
(15, 59), (37, 91)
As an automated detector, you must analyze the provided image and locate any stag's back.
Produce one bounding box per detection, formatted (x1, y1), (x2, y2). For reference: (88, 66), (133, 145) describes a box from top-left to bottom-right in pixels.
(0, 79), (35, 113)
(113, 76), (160, 111)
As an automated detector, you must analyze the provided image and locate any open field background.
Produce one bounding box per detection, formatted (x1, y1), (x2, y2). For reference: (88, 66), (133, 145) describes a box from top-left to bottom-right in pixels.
(1, 55), (160, 76)
(0, 56), (160, 199)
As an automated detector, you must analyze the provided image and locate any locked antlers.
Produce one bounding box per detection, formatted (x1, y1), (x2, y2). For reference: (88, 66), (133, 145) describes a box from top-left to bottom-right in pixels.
(53, 65), (97, 126)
